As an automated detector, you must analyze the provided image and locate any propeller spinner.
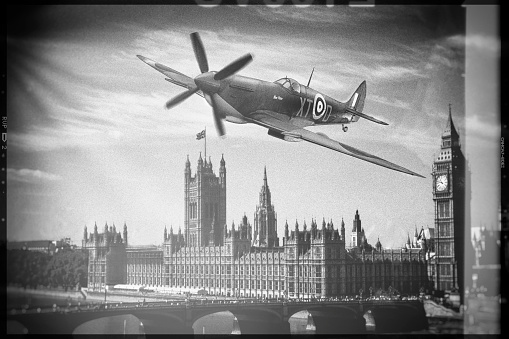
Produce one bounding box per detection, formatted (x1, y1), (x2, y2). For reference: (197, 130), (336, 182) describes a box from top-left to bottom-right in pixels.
(164, 32), (253, 136)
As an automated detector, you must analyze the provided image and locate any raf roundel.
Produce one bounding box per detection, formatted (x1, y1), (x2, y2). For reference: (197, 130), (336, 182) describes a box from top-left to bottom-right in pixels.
(312, 93), (327, 120)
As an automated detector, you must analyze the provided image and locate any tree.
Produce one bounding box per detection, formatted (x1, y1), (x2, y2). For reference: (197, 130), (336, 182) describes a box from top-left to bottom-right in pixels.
(45, 248), (88, 290)
(6, 249), (50, 288)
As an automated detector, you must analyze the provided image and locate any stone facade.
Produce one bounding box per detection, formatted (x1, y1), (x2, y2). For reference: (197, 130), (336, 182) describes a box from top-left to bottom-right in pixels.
(82, 222), (127, 291)
(82, 155), (430, 297)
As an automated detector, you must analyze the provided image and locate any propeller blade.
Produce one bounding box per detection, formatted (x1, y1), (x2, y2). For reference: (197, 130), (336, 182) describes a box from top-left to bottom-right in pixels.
(214, 54), (253, 81)
(165, 87), (199, 109)
(210, 94), (226, 136)
(191, 32), (209, 73)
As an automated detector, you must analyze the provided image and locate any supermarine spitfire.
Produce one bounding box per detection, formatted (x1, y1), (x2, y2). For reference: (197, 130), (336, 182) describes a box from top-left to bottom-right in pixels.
(137, 32), (424, 178)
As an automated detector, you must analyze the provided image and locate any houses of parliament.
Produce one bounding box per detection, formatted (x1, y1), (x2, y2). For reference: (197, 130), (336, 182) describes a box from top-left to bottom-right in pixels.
(82, 111), (468, 300)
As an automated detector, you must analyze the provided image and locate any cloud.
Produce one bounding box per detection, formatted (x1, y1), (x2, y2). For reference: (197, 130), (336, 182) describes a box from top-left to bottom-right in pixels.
(370, 94), (411, 110)
(372, 65), (427, 81)
(465, 112), (501, 143)
(447, 34), (500, 56)
(7, 168), (62, 183)
(247, 6), (353, 26)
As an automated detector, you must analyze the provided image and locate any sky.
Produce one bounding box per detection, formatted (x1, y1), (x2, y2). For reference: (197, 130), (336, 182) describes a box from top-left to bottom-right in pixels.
(6, 5), (500, 249)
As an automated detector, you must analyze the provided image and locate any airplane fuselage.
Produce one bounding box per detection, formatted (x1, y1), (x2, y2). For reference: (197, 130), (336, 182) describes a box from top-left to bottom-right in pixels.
(214, 74), (359, 127)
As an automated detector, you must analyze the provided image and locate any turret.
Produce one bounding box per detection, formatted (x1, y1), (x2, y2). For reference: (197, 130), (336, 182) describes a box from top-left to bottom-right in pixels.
(197, 152), (203, 173)
(185, 155), (191, 183)
(164, 226), (168, 241)
(310, 219), (317, 239)
(219, 154), (226, 188)
(284, 220), (289, 240)
(94, 222), (98, 242)
(341, 218), (345, 241)
(83, 225), (88, 242)
(123, 222), (128, 246)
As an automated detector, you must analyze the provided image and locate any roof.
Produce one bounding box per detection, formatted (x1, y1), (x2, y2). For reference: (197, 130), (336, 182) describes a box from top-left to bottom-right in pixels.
(7, 240), (55, 250)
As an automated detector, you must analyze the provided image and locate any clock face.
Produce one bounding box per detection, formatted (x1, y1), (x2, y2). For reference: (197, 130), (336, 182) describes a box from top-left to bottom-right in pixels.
(436, 174), (448, 191)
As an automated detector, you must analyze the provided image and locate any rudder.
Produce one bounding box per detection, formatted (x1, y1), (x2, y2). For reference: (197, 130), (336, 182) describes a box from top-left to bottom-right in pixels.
(347, 81), (366, 113)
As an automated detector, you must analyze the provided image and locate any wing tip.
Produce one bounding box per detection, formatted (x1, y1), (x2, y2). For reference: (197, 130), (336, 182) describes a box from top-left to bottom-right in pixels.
(407, 171), (425, 178)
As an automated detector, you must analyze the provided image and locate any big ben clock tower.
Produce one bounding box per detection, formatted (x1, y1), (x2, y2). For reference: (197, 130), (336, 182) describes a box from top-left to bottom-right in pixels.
(431, 105), (468, 300)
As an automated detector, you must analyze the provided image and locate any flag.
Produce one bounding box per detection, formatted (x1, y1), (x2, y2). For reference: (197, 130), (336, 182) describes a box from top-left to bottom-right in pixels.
(417, 228), (424, 240)
(196, 130), (205, 140)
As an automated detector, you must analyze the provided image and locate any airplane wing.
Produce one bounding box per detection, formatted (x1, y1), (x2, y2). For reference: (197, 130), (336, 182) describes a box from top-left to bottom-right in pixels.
(137, 55), (204, 98)
(246, 110), (424, 178)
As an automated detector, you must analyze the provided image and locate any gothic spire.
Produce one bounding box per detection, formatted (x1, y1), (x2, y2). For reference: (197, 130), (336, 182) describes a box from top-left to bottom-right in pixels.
(442, 103), (459, 140)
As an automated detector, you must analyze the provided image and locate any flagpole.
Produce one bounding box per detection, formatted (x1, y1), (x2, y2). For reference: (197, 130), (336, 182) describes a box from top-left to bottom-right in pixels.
(204, 126), (207, 161)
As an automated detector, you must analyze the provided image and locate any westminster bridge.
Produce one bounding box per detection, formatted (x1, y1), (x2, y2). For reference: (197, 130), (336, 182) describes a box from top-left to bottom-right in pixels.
(6, 299), (428, 334)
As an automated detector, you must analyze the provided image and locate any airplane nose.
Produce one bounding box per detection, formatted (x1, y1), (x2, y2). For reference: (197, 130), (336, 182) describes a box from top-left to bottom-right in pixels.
(194, 72), (221, 93)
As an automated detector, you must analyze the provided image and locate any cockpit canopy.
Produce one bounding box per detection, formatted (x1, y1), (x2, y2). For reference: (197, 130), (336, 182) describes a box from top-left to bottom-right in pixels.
(274, 77), (301, 94)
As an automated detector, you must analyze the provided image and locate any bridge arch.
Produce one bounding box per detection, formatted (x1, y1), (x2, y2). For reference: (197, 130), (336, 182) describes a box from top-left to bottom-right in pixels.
(73, 313), (143, 334)
(289, 304), (366, 334)
(191, 310), (235, 334)
(362, 301), (428, 333)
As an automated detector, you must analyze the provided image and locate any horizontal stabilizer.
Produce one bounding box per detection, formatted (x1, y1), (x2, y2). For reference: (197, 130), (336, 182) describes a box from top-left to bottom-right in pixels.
(346, 108), (388, 125)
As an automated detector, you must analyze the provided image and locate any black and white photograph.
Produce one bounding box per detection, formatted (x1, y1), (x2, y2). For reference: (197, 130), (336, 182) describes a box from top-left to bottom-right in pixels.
(4, 3), (502, 335)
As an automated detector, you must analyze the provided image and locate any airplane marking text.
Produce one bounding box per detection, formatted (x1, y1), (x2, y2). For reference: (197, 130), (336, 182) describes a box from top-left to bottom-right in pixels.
(296, 97), (314, 118)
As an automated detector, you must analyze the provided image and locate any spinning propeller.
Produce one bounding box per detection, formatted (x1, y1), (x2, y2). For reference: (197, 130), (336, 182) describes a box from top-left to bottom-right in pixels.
(164, 32), (253, 136)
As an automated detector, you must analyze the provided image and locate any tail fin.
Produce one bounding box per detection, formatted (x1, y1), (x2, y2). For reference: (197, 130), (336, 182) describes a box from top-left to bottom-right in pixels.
(347, 81), (366, 113)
